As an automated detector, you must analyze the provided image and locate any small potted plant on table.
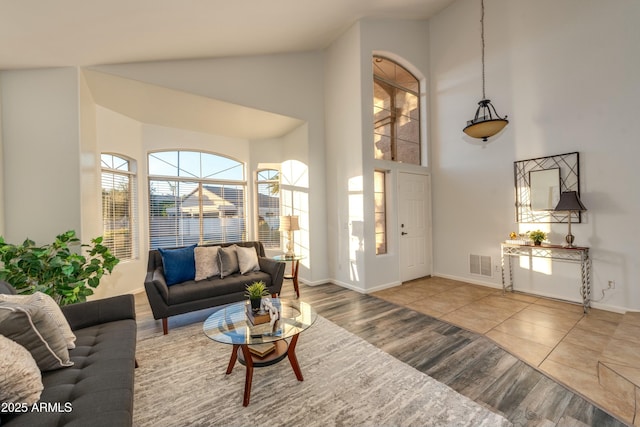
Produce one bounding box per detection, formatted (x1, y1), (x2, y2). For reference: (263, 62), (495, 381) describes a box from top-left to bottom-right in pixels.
(245, 280), (270, 312)
(528, 230), (547, 246)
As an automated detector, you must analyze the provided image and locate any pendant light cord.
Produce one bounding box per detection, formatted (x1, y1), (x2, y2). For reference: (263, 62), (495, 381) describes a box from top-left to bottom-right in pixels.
(481, 0), (486, 100)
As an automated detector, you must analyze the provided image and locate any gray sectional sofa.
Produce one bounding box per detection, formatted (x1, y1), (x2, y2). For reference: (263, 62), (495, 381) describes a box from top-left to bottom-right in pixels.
(144, 241), (285, 334)
(0, 281), (137, 427)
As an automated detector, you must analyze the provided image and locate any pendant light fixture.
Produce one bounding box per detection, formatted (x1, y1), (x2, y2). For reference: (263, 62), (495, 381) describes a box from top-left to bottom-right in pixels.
(463, 0), (509, 142)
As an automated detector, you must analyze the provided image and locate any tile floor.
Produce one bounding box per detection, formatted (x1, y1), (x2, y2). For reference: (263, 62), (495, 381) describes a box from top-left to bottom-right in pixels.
(372, 276), (640, 425)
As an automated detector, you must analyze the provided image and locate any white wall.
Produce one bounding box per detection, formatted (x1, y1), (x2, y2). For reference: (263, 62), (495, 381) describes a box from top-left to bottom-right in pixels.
(0, 68), (82, 244)
(429, 0), (640, 311)
(324, 22), (366, 290)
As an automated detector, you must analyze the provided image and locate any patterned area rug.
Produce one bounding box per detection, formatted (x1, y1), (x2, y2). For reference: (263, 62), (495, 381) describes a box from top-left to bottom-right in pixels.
(133, 316), (512, 427)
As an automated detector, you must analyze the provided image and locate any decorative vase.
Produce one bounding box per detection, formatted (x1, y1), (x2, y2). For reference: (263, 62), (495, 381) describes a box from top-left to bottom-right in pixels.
(250, 297), (262, 312)
(534, 241), (542, 246)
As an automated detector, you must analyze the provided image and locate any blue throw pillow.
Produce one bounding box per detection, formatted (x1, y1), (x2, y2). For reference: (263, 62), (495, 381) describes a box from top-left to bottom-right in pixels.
(158, 245), (197, 286)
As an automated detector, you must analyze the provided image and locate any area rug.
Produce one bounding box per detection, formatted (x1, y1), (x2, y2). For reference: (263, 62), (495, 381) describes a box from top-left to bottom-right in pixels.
(133, 316), (512, 427)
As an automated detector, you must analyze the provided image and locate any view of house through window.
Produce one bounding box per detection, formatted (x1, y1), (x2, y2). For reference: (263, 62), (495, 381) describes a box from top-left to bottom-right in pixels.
(373, 56), (421, 165)
(101, 154), (137, 260)
(374, 170), (387, 255)
(256, 169), (281, 248)
(148, 150), (246, 249)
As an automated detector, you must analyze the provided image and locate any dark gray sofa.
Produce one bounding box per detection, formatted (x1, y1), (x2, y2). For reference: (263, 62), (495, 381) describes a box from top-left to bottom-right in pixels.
(144, 241), (285, 334)
(0, 281), (137, 427)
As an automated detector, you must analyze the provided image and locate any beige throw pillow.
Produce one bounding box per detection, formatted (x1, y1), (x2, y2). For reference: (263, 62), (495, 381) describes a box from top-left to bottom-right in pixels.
(0, 303), (73, 371)
(237, 246), (260, 274)
(0, 292), (76, 349)
(0, 334), (44, 405)
(194, 246), (221, 281)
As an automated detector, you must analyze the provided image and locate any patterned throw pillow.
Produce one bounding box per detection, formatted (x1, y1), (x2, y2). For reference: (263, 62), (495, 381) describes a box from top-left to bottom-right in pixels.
(0, 334), (43, 405)
(0, 303), (73, 371)
(158, 244), (197, 286)
(218, 245), (239, 278)
(237, 246), (260, 274)
(0, 292), (76, 349)
(194, 246), (221, 281)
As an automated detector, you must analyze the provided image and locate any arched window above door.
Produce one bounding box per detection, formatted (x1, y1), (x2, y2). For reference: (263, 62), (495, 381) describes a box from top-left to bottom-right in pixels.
(373, 56), (421, 165)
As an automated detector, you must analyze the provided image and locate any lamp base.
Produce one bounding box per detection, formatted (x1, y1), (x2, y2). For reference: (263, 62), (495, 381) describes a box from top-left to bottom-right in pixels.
(564, 233), (576, 248)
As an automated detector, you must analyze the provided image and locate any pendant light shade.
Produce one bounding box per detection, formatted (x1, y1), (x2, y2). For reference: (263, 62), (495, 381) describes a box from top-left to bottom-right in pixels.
(463, 0), (509, 142)
(463, 99), (509, 141)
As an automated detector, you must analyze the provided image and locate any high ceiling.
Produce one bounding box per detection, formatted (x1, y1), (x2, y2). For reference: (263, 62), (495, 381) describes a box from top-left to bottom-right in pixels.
(0, 0), (455, 70)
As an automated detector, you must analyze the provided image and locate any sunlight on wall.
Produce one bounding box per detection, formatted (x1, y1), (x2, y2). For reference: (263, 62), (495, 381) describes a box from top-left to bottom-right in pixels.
(518, 223), (552, 275)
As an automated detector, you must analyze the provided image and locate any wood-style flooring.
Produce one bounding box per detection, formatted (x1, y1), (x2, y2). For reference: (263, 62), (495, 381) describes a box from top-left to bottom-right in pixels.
(134, 281), (627, 427)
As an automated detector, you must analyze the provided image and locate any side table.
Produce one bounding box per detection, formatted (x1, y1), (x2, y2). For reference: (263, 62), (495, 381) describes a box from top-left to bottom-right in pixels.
(273, 255), (304, 298)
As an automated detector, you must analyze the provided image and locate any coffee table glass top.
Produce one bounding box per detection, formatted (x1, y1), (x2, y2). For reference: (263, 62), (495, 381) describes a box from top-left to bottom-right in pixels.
(203, 298), (317, 345)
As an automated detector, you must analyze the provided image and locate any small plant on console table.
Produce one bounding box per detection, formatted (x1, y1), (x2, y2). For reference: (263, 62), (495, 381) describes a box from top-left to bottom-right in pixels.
(245, 280), (270, 312)
(528, 230), (547, 246)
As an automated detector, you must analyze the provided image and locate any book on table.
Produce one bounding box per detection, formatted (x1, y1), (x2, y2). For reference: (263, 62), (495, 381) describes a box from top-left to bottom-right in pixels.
(248, 342), (276, 357)
(245, 304), (271, 325)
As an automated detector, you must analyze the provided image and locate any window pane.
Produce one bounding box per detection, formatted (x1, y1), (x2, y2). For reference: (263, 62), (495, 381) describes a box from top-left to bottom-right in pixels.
(396, 92), (419, 120)
(102, 156), (137, 261)
(148, 151), (247, 249)
(397, 116), (419, 143)
(374, 171), (387, 255)
(396, 140), (420, 165)
(374, 134), (391, 160)
(257, 169), (280, 249)
(148, 151), (178, 176)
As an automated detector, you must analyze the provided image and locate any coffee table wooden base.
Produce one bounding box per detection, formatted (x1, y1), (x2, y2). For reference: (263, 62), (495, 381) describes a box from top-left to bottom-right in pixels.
(226, 334), (303, 406)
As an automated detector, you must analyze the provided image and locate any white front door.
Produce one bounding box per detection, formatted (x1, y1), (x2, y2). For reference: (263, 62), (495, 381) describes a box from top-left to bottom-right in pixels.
(398, 172), (431, 282)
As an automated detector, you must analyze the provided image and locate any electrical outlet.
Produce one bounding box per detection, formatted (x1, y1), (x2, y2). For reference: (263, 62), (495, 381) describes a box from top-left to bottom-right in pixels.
(495, 265), (501, 273)
(608, 280), (616, 289)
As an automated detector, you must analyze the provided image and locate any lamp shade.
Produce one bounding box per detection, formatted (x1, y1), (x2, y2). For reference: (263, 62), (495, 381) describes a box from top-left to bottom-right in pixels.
(554, 191), (587, 212)
(279, 215), (300, 231)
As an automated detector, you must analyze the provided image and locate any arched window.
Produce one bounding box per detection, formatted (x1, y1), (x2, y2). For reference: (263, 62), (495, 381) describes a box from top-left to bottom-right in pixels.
(256, 169), (280, 248)
(101, 153), (137, 260)
(373, 56), (421, 165)
(147, 150), (245, 249)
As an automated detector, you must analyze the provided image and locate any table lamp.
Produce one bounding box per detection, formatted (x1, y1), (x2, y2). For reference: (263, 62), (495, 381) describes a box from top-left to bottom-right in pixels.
(279, 215), (299, 258)
(554, 191), (587, 248)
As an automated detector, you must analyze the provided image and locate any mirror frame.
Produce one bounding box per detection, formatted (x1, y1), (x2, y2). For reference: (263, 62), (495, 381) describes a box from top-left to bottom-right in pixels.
(514, 152), (581, 223)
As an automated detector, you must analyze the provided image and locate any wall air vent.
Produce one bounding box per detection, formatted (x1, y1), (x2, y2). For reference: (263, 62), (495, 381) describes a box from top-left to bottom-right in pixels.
(469, 254), (492, 277)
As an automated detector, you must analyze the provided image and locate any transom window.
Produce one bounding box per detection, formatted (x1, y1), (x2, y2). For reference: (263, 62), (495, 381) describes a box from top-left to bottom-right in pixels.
(148, 151), (246, 249)
(256, 169), (281, 249)
(101, 153), (137, 260)
(373, 56), (421, 165)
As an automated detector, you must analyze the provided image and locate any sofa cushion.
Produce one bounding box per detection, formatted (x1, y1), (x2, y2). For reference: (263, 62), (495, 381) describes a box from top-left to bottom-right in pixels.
(159, 244), (197, 285)
(218, 245), (239, 278)
(0, 292), (76, 349)
(194, 246), (220, 281)
(166, 271), (272, 306)
(0, 303), (73, 371)
(1, 319), (136, 427)
(237, 245), (260, 274)
(0, 334), (43, 405)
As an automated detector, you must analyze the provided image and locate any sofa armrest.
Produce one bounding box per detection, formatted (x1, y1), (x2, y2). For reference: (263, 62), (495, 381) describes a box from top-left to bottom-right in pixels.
(61, 294), (135, 331)
(259, 257), (285, 293)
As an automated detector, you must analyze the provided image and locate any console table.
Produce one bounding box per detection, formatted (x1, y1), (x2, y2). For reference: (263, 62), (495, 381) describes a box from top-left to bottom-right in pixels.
(500, 243), (591, 313)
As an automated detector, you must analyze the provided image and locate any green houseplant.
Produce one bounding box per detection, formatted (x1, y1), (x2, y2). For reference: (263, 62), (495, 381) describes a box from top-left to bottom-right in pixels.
(0, 230), (119, 305)
(245, 280), (270, 312)
(528, 230), (547, 246)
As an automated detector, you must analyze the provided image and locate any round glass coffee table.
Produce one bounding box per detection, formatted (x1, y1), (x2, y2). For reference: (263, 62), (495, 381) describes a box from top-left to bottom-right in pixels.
(203, 298), (317, 406)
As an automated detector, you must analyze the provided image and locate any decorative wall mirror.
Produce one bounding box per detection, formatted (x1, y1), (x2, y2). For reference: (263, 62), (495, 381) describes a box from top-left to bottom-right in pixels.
(514, 152), (581, 223)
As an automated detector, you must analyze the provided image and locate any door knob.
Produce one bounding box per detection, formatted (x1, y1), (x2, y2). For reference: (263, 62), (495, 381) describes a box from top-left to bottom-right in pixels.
(401, 232), (408, 236)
